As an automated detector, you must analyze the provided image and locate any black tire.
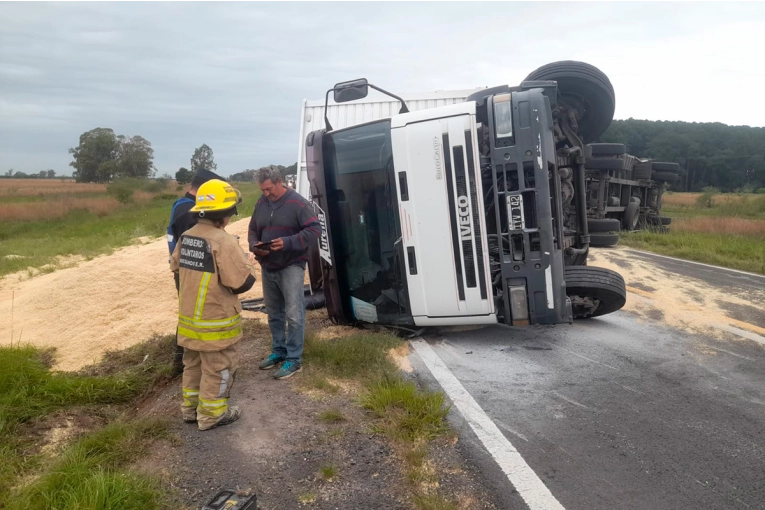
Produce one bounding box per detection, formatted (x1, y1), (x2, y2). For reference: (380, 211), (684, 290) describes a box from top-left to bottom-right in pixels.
(586, 157), (626, 171)
(632, 162), (652, 180)
(590, 232), (619, 247)
(524, 61), (615, 142)
(623, 201), (640, 231)
(652, 162), (680, 173)
(589, 143), (626, 156)
(648, 216), (672, 226)
(652, 171), (680, 183)
(564, 266), (626, 319)
(587, 218), (621, 233)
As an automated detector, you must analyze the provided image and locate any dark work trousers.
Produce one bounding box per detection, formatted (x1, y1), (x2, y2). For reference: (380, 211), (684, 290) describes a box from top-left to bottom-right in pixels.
(173, 272), (185, 362)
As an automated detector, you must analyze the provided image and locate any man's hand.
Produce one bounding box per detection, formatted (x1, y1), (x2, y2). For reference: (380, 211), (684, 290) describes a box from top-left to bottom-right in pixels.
(270, 238), (285, 252)
(252, 246), (269, 257)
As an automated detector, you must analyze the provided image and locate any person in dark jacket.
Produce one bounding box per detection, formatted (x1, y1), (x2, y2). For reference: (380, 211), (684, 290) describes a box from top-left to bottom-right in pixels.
(167, 167), (224, 376)
(248, 167), (321, 379)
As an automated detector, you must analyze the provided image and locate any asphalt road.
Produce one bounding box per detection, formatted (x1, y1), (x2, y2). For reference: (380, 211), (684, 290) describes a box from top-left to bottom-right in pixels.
(409, 254), (765, 510)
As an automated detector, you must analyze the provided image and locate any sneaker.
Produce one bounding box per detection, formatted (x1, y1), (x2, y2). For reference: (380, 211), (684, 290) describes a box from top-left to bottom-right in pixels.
(198, 406), (241, 431)
(259, 353), (285, 370)
(273, 360), (302, 380)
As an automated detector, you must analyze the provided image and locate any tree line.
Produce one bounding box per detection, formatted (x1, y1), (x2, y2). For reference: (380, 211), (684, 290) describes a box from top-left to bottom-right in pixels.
(229, 163), (297, 183)
(2, 169), (58, 179)
(601, 119), (765, 192)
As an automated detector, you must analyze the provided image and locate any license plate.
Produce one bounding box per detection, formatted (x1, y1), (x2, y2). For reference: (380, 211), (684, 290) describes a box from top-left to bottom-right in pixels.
(507, 194), (525, 231)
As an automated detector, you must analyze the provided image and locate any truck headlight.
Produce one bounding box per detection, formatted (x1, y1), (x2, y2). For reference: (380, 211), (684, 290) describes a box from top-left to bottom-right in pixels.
(493, 93), (513, 140)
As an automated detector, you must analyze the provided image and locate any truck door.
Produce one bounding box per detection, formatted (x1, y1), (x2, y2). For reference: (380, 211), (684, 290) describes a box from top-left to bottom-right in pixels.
(391, 103), (495, 324)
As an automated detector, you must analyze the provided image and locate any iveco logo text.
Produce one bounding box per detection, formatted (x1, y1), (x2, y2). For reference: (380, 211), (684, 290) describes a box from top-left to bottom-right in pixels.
(457, 196), (472, 240)
(433, 137), (443, 180)
(318, 211), (332, 264)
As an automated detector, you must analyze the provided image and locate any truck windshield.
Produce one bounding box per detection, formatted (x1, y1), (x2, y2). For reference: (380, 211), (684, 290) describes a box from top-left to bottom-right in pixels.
(322, 121), (412, 324)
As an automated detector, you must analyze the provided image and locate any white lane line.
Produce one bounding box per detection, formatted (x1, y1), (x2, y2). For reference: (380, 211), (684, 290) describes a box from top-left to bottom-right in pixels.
(410, 339), (565, 510)
(626, 249), (765, 280)
(715, 323), (765, 347)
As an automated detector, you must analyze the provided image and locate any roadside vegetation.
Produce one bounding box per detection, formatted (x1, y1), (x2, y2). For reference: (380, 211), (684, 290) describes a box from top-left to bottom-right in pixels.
(0, 178), (261, 278)
(0, 335), (178, 508)
(620, 191), (765, 274)
(300, 326), (458, 509)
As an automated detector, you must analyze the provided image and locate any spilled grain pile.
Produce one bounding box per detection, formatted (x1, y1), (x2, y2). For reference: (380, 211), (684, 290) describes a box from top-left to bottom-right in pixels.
(0, 218), (262, 371)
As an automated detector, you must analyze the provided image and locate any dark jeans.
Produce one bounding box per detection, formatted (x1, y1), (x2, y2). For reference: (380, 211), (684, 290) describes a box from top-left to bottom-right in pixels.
(262, 265), (306, 364)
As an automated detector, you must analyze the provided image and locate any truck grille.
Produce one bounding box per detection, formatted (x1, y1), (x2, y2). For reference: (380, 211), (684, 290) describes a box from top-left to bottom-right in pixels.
(441, 129), (486, 302)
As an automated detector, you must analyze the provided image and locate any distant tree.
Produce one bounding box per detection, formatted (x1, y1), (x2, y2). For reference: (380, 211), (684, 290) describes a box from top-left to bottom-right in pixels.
(230, 169), (256, 182)
(4, 169), (12, 177)
(46, 169), (56, 179)
(190, 144), (216, 173)
(69, 128), (118, 183)
(160, 172), (172, 180)
(114, 135), (155, 179)
(175, 167), (193, 184)
(14, 171), (28, 178)
(38, 170), (47, 178)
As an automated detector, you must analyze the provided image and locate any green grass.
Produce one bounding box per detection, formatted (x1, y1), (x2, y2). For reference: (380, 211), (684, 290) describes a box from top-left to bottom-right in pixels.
(318, 409), (345, 423)
(620, 229), (765, 274)
(302, 332), (400, 380)
(0, 337), (176, 506)
(319, 464), (338, 481)
(412, 493), (459, 510)
(360, 376), (450, 443)
(0, 181), (261, 277)
(7, 419), (172, 510)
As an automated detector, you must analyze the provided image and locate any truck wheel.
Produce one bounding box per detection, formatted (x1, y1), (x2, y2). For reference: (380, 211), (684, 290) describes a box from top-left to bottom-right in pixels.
(623, 202), (640, 231)
(648, 216), (672, 226)
(652, 171), (680, 183)
(589, 232), (619, 247)
(632, 162), (652, 180)
(565, 266), (626, 318)
(524, 61), (615, 142)
(587, 218), (621, 233)
(652, 162), (680, 173)
(586, 157), (626, 171)
(588, 143), (626, 156)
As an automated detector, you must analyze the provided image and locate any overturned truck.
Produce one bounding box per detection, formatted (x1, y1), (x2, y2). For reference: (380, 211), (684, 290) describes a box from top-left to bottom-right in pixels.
(298, 61), (637, 329)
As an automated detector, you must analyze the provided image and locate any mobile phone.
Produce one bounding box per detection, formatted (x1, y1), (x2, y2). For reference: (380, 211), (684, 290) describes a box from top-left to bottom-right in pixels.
(255, 240), (274, 251)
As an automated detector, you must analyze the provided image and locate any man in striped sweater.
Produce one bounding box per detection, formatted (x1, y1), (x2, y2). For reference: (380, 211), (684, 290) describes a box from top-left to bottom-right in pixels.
(248, 167), (321, 379)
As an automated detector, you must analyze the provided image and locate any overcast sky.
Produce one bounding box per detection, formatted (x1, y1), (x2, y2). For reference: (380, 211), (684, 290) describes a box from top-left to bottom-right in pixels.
(2, 2), (764, 177)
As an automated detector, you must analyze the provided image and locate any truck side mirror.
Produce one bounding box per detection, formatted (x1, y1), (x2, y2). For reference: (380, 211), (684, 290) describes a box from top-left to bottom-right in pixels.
(333, 79), (369, 103)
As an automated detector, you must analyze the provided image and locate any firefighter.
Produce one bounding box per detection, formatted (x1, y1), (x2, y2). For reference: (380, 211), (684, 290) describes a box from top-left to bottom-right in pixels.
(171, 179), (255, 431)
(167, 167), (225, 377)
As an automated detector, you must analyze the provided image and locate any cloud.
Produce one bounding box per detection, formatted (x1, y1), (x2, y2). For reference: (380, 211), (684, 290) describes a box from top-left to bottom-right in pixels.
(1, 2), (764, 175)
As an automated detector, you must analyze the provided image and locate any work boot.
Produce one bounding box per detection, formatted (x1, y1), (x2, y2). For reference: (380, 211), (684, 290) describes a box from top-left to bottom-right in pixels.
(273, 360), (302, 380)
(259, 353), (285, 370)
(198, 406), (241, 431)
(181, 409), (197, 423)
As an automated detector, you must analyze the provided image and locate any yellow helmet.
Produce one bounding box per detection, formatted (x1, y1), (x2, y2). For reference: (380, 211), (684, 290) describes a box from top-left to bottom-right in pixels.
(190, 179), (242, 214)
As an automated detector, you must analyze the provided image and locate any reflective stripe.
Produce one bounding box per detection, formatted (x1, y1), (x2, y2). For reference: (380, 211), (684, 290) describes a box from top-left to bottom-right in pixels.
(167, 234), (174, 243)
(178, 326), (243, 342)
(218, 369), (230, 398)
(199, 397), (228, 417)
(194, 272), (212, 319)
(182, 388), (200, 407)
(179, 314), (240, 329)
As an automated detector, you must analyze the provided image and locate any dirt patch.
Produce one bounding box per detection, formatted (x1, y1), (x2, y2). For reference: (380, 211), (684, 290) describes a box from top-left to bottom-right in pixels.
(138, 320), (500, 509)
(0, 218), (260, 372)
(588, 247), (765, 341)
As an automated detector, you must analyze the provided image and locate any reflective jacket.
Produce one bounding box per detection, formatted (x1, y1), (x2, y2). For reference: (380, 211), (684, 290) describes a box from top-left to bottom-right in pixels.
(170, 220), (254, 352)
